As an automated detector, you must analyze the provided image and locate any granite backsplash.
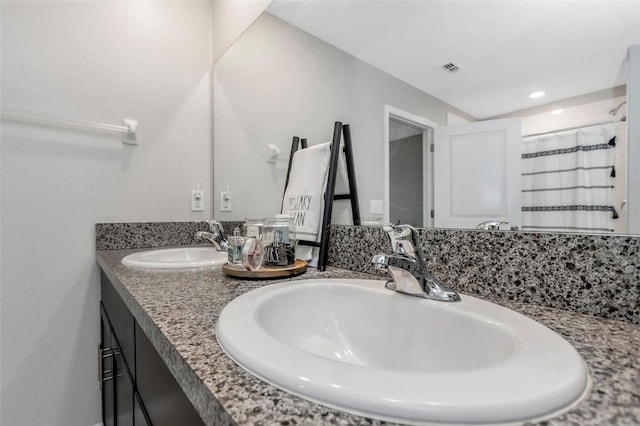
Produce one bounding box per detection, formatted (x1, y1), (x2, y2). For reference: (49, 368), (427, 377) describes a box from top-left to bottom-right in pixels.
(95, 221), (243, 250)
(95, 222), (639, 324)
(328, 225), (640, 325)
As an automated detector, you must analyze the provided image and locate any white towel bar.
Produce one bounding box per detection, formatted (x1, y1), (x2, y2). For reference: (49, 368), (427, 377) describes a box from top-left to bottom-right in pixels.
(1, 107), (138, 145)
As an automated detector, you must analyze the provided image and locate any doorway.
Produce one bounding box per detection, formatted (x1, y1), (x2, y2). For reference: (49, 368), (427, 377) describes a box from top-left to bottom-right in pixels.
(384, 105), (436, 227)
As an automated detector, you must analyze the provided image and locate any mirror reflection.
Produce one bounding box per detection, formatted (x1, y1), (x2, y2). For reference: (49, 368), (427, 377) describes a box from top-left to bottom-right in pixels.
(213, 1), (639, 235)
(389, 118), (427, 228)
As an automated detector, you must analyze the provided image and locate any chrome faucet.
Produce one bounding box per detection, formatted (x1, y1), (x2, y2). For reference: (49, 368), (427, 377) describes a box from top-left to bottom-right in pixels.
(476, 219), (509, 230)
(371, 224), (460, 302)
(195, 220), (228, 251)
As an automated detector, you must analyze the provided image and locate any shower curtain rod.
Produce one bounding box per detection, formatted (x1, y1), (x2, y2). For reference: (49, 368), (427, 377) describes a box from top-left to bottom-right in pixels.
(523, 116), (626, 139)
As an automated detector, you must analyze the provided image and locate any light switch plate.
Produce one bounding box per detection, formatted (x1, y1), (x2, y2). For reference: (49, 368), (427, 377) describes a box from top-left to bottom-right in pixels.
(220, 191), (232, 212)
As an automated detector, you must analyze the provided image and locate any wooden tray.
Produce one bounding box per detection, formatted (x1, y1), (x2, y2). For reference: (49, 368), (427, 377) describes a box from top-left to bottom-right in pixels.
(222, 260), (308, 280)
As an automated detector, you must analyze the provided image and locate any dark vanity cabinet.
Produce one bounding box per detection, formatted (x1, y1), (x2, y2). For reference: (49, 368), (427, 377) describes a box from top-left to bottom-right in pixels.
(100, 274), (139, 426)
(100, 271), (204, 426)
(100, 306), (135, 425)
(100, 308), (116, 426)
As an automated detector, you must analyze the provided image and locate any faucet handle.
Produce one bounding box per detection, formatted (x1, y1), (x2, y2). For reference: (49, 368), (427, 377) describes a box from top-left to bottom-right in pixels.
(206, 220), (227, 239)
(382, 224), (425, 264)
(383, 223), (413, 241)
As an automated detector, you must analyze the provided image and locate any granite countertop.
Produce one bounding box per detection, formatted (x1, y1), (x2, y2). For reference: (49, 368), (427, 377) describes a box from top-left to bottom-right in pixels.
(96, 248), (640, 426)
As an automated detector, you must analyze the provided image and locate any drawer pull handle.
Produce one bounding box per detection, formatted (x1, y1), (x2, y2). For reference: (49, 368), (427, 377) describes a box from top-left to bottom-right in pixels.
(98, 345), (120, 389)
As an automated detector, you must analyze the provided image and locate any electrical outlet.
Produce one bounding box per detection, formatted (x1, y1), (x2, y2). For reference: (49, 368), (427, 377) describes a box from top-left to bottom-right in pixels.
(191, 189), (204, 211)
(220, 191), (232, 212)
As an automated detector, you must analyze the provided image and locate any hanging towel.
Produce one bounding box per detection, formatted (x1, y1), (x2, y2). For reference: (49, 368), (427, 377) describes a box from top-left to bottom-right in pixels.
(281, 141), (352, 267)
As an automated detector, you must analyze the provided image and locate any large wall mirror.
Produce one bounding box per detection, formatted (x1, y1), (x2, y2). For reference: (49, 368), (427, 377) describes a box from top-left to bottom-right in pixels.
(213, 1), (640, 235)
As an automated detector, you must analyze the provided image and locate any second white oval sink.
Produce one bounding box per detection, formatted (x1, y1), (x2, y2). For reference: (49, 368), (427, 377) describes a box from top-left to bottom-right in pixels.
(121, 247), (227, 269)
(217, 279), (589, 425)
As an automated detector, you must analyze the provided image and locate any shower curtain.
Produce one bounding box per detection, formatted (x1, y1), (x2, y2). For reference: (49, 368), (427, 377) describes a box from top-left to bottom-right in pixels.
(521, 124), (617, 233)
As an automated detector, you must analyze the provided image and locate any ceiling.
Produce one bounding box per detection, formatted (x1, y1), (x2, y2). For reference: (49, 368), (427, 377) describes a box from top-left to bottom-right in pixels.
(267, 0), (640, 119)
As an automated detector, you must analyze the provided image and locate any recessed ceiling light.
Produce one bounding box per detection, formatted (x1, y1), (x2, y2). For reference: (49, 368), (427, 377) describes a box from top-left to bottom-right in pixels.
(551, 109), (564, 115)
(529, 91), (545, 99)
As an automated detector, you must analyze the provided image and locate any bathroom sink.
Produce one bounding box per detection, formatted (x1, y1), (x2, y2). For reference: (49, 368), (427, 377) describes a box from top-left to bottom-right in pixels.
(121, 247), (227, 269)
(216, 279), (589, 425)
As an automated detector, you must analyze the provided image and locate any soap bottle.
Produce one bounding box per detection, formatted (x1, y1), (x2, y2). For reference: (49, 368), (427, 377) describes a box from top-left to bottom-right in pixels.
(228, 227), (245, 265)
(241, 237), (264, 271)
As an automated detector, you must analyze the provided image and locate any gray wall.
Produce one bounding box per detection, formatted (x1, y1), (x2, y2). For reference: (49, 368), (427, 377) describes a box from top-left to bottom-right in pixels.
(390, 134), (424, 226)
(213, 12), (472, 220)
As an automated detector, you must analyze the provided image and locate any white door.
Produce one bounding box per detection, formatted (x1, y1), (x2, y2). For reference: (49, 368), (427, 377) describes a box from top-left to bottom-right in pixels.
(434, 118), (521, 229)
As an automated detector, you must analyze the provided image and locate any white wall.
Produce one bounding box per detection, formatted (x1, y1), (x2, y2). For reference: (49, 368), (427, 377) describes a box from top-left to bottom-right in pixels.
(0, 2), (214, 424)
(520, 96), (627, 136)
(212, 0), (273, 62)
(213, 12), (473, 220)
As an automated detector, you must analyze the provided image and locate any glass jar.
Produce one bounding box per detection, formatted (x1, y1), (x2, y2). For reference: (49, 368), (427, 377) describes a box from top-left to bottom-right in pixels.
(262, 217), (291, 245)
(243, 217), (265, 239)
(262, 216), (296, 266)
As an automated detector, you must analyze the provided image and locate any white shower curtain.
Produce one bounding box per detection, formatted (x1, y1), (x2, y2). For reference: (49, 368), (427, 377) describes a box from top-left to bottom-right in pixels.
(521, 124), (617, 233)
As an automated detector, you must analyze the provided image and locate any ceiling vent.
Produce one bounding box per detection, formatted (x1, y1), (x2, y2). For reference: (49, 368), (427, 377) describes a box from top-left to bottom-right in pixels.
(441, 62), (461, 73)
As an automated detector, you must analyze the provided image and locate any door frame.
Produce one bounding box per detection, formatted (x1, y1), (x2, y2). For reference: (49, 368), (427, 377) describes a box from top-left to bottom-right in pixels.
(383, 105), (437, 227)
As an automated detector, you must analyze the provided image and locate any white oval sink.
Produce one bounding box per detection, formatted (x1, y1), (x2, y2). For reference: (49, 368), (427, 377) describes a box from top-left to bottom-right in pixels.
(217, 279), (589, 425)
(121, 247), (227, 269)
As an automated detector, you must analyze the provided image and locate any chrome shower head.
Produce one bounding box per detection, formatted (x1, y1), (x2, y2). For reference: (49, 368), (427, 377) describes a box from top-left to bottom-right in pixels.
(609, 101), (627, 116)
